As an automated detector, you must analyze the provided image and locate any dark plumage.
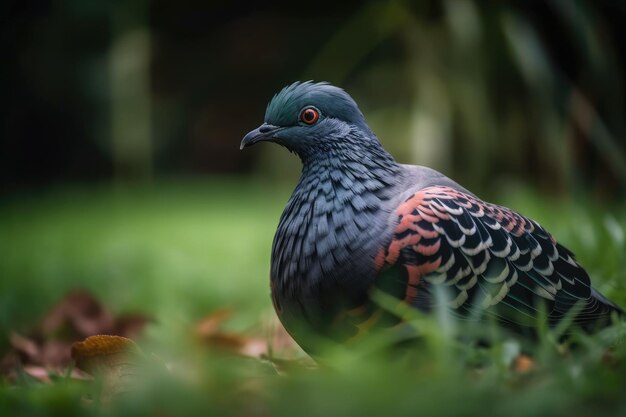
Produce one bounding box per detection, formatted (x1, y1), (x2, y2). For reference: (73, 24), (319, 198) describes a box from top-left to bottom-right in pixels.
(241, 81), (623, 352)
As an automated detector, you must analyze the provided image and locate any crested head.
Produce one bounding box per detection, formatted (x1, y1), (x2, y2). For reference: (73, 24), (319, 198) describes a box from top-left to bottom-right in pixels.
(264, 81), (369, 131)
(241, 81), (394, 164)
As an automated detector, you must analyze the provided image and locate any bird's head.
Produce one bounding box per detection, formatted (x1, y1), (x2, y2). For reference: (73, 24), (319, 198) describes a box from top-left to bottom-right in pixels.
(240, 81), (378, 160)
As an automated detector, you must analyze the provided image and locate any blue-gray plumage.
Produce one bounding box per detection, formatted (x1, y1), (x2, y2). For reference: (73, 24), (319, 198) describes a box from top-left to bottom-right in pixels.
(241, 81), (623, 353)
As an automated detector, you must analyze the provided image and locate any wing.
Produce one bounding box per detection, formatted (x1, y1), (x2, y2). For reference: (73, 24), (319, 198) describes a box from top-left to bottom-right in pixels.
(375, 186), (614, 327)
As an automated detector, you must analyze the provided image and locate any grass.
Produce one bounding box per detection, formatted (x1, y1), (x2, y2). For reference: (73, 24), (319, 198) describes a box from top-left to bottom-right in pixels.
(0, 178), (287, 338)
(1, 178), (625, 417)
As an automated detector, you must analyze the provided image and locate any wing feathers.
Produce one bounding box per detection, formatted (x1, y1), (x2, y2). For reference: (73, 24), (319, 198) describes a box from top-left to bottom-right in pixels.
(378, 186), (616, 326)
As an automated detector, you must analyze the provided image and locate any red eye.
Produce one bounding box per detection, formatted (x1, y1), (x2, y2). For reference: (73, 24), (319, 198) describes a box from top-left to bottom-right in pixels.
(300, 107), (319, 125)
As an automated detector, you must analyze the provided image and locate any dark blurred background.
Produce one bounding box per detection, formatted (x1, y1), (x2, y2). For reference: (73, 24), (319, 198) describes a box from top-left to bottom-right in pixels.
(2, 4), (626, 415)
(2, 0), (624, 200)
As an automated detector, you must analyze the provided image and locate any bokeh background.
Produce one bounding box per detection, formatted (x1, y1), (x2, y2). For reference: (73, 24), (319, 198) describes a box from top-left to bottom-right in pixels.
(2, 1), (626, 416)
(3, 0), (624, 196)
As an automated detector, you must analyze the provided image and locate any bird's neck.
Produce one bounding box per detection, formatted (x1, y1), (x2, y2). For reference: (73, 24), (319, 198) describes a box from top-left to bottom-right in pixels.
(298, 137), (401, 186)
(288, 138), (403, 242)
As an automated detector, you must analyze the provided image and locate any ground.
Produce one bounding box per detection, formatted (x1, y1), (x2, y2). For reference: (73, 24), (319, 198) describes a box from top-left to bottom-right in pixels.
(1, 179), (625, 417)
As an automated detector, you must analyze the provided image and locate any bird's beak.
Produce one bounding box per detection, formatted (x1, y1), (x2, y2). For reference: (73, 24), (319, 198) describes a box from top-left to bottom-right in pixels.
(240, 124), (283, 150)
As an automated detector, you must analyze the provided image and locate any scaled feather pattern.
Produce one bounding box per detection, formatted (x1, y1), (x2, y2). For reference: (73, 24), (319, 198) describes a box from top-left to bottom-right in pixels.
(241, 81), (623, 352)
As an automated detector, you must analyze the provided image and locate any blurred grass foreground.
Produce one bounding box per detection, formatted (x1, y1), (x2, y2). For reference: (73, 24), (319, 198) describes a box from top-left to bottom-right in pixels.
(2, 0), (626, 416)
(1, 180), (626, 416)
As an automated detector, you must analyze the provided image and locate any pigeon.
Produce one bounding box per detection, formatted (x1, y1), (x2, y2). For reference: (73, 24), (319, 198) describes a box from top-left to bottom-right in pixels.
(241, 81), (623, 352)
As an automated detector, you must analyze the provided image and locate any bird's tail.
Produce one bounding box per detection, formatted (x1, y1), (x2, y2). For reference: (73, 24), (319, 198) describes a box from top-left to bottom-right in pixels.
(591, 288), (625, 317)
(578, 289), (626, 334)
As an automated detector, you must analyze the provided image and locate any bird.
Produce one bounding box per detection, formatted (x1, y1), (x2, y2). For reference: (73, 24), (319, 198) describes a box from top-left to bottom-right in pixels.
(240, 81), (623, 353)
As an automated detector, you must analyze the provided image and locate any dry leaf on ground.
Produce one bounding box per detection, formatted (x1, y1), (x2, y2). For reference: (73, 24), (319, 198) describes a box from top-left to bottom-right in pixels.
(513, 354), (535, 373)
(1, 290), (151, 383)
(195, 309), (268, 358)
(72, 335), (145, 404)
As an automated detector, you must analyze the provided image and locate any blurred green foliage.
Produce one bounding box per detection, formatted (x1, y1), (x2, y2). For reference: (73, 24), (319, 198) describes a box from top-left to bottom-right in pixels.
(0, 180), (287, 340)
(3, 1), (624, 198)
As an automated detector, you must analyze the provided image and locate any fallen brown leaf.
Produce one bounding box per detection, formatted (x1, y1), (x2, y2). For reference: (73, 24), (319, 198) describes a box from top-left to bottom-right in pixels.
(72, 335), (144, 404)
(201, 332), (269, 358)
(40, 290), (115, 338)
(194, 310), (307, 370)
(195, 308), (234, 337)
(71, 335), (142, 374)
(22, 365), (53, 383)
(19, 365), (91, 384)
(9, 332), (40, 362)
(195, 310), (269, 358)
(513, 354), (535, 373)
(1, 290), (151, 384)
